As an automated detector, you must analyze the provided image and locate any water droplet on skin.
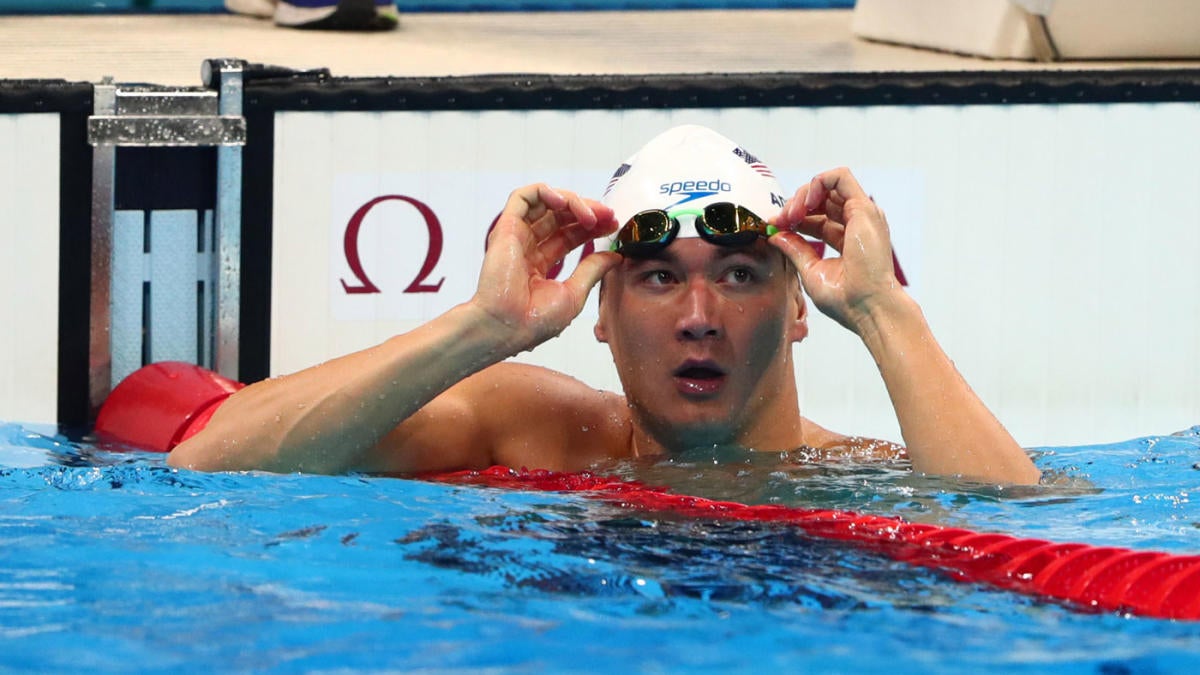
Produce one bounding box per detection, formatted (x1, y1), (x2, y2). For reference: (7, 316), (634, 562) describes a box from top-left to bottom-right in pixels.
(581, 426), (590, 432)
(274, 414), (281, 423)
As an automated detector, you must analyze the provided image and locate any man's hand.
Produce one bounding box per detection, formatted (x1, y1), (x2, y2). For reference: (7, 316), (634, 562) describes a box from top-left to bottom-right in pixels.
(473, 183), (621, 354)
(768, 167), (905, 335)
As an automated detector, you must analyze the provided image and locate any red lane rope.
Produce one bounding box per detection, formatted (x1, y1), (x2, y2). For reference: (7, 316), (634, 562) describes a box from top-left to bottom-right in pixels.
(429, 466), (1200, 621)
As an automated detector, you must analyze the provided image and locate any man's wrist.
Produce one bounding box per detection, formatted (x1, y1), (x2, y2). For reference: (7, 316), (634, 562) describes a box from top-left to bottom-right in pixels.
(446, 301), (528, 364)
(847, 290), (927, 360)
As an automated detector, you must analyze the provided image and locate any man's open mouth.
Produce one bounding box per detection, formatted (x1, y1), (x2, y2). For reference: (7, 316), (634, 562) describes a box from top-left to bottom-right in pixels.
(675, 365), (723, 379)
(673, 361), (727, 396)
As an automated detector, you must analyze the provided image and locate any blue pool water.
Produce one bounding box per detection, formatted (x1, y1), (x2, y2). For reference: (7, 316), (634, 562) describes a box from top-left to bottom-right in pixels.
(3, 422), (1200, 672)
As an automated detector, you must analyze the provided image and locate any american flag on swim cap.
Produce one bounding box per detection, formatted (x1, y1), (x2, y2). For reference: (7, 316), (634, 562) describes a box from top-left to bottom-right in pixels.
(733, 147), (774, 178)
(604, 163), (631, 198)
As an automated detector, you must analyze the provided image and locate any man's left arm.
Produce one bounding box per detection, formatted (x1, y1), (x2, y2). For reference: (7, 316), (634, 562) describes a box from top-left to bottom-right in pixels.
(770, 168), (1041, 486)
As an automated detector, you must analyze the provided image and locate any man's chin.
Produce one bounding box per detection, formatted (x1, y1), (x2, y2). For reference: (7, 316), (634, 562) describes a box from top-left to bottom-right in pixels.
(654, 416), (740, 451)
(626, 395), (743, 447)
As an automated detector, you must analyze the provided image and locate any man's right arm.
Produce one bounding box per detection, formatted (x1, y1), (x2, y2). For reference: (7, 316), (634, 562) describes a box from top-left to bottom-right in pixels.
(168, 184), (620, 475)
(169, 303), (510, 474)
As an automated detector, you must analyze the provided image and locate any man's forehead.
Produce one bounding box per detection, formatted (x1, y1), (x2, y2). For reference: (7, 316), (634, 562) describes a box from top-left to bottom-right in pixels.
(619, 238), (778, 266)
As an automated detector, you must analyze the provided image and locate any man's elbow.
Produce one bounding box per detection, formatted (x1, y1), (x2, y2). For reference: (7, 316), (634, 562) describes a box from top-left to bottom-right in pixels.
(166, 439), (211, 471)
(166, 434), (238, 473)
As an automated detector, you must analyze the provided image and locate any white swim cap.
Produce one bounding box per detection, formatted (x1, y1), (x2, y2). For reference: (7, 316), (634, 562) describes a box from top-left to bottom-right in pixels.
(600, 124), (787, 246)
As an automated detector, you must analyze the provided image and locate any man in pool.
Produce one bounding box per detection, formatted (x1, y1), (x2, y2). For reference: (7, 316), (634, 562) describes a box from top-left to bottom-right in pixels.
(168, 125), (1041, 485)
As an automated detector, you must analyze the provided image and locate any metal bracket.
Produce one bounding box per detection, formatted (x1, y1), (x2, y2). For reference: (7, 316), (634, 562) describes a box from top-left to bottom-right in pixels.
(206, 58), (246, 383)
(87, 59), (250, 417)
(87, 81), (246, 148)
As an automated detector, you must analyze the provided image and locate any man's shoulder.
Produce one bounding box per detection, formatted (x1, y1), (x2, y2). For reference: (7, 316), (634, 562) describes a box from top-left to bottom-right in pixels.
(467, 362), (632, 470)
(469, 362), (619, 404)
(802, 417), (907, 462)
(464, 362), (629, 433)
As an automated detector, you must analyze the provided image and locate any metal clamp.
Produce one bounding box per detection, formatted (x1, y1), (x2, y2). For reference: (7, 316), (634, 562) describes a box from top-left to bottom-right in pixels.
(87, 80), (246, 148)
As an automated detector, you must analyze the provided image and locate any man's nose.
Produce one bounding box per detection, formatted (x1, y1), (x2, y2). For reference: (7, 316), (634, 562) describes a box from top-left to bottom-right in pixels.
(676, 279), (723, 341)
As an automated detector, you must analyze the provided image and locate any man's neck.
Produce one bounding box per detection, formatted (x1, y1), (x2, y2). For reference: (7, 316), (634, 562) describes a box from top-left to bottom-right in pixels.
(625, 390), (808, 458)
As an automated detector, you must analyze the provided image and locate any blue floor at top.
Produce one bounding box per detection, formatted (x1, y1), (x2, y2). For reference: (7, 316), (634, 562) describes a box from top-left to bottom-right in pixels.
(0, 0), (854, 12)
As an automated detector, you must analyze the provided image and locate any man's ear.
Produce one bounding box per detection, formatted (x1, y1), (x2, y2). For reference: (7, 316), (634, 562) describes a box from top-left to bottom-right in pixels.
(594, 279), (610, 343)
(788, 282), (809, 343)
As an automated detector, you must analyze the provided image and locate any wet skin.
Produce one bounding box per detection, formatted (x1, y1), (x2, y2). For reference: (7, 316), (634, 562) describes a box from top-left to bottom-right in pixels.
(595, 237), (812, 456)
(170, 177), (1040, 485)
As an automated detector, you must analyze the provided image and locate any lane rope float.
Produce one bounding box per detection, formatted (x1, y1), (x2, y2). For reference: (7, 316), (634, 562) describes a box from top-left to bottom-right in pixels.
(96, 362), (1200, 621)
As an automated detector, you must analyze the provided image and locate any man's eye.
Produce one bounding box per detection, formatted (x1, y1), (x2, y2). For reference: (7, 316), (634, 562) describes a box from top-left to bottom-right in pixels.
(723, 267), (755, 284)
(644, 270), (676, 285)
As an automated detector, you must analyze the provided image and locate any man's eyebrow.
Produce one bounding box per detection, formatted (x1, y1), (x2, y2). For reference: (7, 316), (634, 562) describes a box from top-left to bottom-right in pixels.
(623, 249), (679, 267)
(712, 244), (774, 263)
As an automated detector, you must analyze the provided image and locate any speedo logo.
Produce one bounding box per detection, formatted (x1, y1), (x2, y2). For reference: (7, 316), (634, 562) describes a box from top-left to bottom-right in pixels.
(659, 179), (734, 205)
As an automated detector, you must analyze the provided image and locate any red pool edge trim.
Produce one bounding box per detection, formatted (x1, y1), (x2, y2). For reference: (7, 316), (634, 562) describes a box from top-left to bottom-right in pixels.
(427, 465), (1200, 621)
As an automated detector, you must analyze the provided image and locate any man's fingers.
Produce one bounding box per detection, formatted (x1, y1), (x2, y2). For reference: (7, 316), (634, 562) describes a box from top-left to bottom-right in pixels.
(527, 210), (561, 243)
(561, 251), (621, 308)
(786, 215), (845, 254)
(533, 221), (595, 272)
(511, 185), (600, 245)
(533, 183), (569, 212)
(779, 181), (844, 230)
(807, 168), (868, 211)
(769, 232), (822, 278)
(504, 183), (555, 223)
(776, 186), (808, 228)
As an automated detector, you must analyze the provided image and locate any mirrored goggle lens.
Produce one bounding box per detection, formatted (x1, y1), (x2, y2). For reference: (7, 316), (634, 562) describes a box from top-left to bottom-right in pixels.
(698, 203), (771, 245)
(613, 204), (775, 254)
(614, 209), (677, 253)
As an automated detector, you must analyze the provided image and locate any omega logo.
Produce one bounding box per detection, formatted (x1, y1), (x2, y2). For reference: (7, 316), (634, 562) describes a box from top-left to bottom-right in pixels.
(340, 194), (907, 295)
(340, 195), (446, 295)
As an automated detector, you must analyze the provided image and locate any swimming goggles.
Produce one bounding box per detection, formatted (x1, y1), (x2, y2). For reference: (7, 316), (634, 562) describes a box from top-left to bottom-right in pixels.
(610, 202), (779, 256)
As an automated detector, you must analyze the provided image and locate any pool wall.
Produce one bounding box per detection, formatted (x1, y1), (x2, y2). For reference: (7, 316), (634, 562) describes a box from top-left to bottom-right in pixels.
(0, 113), (59, 423)
(1, 82), (92, 427)
(2, 70), (1199, 446)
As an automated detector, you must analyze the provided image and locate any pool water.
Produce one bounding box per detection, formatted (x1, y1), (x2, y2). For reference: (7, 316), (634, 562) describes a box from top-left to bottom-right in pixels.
(3, 422), (1200, 672)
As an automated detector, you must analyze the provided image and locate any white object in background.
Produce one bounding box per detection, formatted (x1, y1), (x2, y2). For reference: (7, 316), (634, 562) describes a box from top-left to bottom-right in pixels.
(852, 0), (1200, 61)
(853, 0), (1039, 59)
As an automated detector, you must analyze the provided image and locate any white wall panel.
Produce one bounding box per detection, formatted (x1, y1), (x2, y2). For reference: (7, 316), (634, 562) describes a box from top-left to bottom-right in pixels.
(0, 114), (58, 424)
(111, 210), (145, 388)
(148, 210), (200, 365)
(272, 103), (1200, 448)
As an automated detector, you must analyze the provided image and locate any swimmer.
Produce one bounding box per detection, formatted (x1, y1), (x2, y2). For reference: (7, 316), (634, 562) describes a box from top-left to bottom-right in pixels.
(168, 125), (1041, 485)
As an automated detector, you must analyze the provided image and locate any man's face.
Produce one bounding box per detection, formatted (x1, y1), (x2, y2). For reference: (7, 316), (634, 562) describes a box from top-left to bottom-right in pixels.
(594, 237), (808, 447)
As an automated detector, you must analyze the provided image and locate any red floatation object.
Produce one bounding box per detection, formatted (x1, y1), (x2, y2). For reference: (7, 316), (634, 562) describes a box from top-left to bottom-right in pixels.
(94, 361), (244, 453)
(96, 362), (1200, 620)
